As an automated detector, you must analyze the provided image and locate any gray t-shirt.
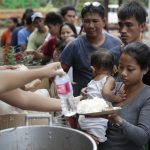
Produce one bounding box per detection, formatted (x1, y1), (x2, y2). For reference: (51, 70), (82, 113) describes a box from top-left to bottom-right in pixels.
(60, 33), (121, 96)
(99, 84), (150, 150)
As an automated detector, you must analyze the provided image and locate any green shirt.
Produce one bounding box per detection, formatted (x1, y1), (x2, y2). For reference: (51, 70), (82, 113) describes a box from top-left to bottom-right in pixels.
(26, 26), (49, 51)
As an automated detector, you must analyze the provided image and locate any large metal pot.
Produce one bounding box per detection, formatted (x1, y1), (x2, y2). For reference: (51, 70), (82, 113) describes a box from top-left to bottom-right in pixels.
(0, 125), (97, 150)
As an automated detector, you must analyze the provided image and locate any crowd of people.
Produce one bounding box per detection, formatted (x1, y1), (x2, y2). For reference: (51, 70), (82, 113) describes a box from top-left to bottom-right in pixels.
(0, 1), (150, 150)
(0, 5), (80, 65)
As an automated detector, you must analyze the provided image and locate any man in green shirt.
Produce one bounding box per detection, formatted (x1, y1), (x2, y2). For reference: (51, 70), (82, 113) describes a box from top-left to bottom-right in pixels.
(26, 12), (49, 53)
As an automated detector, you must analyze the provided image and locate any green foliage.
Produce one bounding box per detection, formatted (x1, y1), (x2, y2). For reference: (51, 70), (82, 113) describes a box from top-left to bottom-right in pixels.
(38, 3), (58, 13)
(1, 0), (41, 8)
(0, 0), (148, 9)
(7, 47), (18, 65)
(109, 0), (118, 4)
(76, 0), (93, 14)
(7, 47), (41, 65)
(8, 47), (29, 65)
(0, 20), (8, 28)
(52, 0), (73, 7)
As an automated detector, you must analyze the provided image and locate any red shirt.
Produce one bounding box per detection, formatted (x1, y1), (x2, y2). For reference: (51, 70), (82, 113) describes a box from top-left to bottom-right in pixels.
(41, 36), (57, 58)
(0, 29), (12, 64)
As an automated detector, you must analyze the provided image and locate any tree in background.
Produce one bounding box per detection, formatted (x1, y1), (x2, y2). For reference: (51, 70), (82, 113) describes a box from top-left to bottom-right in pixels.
(0, 0), (41, 8)
(0, 0), (148, 9)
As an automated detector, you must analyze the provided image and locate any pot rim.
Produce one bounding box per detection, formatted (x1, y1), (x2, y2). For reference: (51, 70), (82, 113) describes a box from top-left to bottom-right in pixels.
(0, 125), (97, 150)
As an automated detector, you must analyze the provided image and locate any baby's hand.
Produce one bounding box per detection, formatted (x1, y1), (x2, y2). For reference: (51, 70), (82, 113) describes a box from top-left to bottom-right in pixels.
(118, 89), (126, 101)
(80, 87), (88, 99)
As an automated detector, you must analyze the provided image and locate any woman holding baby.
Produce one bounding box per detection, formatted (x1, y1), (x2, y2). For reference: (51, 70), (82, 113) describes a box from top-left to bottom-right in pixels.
(97, 42), (150, 150)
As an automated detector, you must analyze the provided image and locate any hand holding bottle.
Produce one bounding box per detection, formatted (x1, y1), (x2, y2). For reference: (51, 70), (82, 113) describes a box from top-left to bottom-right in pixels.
(40, 62), (65, 78)
(55, 68), (77, 117)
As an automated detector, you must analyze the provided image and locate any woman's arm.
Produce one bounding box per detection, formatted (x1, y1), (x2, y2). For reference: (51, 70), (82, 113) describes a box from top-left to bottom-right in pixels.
(108, 98), (150, 146)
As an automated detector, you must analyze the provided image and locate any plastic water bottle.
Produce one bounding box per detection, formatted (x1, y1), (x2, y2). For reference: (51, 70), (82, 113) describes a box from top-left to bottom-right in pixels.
(55, 69), (76, 117)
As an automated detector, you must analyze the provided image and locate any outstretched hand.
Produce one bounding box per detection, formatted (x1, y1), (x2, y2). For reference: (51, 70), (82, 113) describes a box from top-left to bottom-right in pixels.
(41, 62), (65, 78)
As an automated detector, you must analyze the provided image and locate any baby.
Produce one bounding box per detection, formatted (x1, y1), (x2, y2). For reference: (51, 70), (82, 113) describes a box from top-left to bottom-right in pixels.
(78, 49), (125, 143)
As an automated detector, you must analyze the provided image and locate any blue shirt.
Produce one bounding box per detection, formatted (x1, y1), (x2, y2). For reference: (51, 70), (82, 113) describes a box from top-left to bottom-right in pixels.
(18, 27), (31, 46)
(11, 26), (23, 52)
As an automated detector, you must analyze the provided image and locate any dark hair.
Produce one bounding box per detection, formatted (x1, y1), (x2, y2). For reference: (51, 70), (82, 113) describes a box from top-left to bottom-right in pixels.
(118, 1), (147, 24)
(24, 8), (34, 14)
(81, 4), (105, 19)
(10, 17), (19, 25)
(45, 12), (63, 25)
(60, 5), (76, 17)
(21, 8), (34, 25)
(91, 49), (114, 71)
(59, 22), (77, 37)
(121, 42), (150, 70)
(25, 12), (34, 25)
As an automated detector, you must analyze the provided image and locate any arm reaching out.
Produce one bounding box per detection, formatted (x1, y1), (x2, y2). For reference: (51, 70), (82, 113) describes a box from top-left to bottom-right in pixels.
(0, 88), (61, 112)
(0, 62), (64, 93)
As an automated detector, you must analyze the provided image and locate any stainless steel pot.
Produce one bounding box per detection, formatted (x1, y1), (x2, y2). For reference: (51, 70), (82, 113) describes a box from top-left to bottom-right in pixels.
(0, 125), (97, 150)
